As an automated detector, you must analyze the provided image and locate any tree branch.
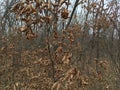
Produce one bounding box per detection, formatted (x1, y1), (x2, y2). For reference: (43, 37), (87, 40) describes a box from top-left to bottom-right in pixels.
(65, 0), (79, 29)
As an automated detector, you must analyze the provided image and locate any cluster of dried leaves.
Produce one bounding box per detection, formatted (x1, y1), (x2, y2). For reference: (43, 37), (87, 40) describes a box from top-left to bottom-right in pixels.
(10, 0), (70, 39)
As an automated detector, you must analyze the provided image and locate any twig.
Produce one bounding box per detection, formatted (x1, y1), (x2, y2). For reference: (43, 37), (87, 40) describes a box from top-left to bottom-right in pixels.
(46, 26), (56, 82)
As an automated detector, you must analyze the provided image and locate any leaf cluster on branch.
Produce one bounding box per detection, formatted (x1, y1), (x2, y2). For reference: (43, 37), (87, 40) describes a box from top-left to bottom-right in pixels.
(10, 0), (71, 39)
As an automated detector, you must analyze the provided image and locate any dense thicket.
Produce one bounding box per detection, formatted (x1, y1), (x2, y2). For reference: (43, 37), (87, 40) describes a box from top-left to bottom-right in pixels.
(0, 0), (120, 89)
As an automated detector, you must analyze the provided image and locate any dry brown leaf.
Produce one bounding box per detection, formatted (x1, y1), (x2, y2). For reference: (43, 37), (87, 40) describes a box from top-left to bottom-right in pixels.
(61, 9), (69, 19)
(19, 26), (28, 32)
(59, 0), (66, 6)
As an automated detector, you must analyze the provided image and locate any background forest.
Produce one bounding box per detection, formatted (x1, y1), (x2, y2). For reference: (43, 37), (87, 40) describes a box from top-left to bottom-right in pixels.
(0, 0), (120, 90)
